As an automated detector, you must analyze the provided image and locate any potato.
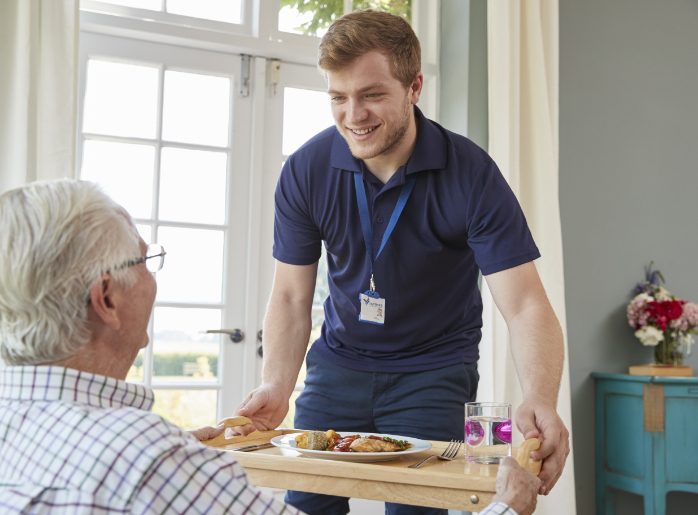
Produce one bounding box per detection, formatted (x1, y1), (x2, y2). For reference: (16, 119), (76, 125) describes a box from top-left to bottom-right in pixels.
(295, 430), (329, 450)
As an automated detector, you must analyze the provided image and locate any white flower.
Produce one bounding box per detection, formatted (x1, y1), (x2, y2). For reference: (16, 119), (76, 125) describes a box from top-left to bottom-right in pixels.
(632, 293), (653, 304)
(655, 287), (672, 301)
(635, 326), (664, 346)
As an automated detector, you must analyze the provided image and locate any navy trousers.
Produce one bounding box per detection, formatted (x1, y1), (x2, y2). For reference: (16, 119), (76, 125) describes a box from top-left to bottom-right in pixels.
(285, 345), (479, 515)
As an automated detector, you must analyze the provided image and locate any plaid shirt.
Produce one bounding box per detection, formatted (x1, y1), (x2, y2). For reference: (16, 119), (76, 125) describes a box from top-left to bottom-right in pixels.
(480, 501), (518, 514)
(0, 366), (301, 514)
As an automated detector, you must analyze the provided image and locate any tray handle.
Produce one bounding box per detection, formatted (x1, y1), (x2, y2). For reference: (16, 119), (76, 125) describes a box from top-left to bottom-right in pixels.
(515, 438), (542, 476)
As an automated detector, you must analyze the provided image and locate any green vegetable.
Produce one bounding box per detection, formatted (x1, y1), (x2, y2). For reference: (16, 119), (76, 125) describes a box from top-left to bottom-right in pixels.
(382, 436), (410, 450)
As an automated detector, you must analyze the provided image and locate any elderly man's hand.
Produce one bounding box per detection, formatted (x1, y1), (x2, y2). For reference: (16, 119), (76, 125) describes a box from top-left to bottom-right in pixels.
(515, 398), (570, 495)
(188, 424), (225, 442)
(492, 457), (541, 515)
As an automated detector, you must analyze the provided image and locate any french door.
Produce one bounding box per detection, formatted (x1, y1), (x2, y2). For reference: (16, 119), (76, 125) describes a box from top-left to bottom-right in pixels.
(78, 30), (339, 428)
(257, 61), (334, 427)
(78, 33), (257, 427)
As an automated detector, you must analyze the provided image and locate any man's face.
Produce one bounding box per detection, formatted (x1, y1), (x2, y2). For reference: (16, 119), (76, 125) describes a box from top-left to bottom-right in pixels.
(122, 238), (157, 353)
(326, 51), (422, 165)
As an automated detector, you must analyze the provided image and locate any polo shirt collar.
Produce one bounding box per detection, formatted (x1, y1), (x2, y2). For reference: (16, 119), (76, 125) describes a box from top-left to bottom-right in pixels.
(330, 106), (448, 176)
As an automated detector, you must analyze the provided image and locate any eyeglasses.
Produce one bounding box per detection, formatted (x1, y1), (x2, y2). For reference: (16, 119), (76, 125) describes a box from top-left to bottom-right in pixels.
(117, 243), (166, 273)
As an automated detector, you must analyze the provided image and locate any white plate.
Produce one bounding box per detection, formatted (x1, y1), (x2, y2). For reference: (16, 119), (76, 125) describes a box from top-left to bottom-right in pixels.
(270, 432), (431, 462)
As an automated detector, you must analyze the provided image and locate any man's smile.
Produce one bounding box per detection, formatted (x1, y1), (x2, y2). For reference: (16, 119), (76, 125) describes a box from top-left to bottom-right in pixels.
(348, 125), (379, 136)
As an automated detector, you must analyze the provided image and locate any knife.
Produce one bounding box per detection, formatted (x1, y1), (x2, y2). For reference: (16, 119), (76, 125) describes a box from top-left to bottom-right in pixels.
(231, 442), (275, 452)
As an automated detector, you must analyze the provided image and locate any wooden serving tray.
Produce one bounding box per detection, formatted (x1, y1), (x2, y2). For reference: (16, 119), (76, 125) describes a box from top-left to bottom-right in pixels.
(234, 436), (496, 510)
(201, 417), (518, 511)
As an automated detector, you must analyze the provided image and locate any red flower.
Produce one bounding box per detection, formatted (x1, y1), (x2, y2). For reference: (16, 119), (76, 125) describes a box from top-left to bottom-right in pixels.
(646, 300), (685, 331)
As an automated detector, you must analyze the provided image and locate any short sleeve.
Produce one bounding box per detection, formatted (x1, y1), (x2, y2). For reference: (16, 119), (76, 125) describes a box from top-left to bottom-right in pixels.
(272, 156), (322, 265)
(466, 159), (540, 275)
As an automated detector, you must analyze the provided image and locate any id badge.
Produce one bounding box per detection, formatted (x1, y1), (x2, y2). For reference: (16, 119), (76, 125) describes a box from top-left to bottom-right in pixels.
(359, 290), (386, 325)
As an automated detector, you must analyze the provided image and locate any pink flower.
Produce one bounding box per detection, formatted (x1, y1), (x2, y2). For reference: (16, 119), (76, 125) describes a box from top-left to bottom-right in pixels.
(627, 293), (651, 329)
(684, 302), (698, 327)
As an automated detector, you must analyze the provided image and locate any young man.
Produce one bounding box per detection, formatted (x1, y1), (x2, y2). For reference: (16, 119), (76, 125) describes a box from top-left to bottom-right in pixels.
(237, 10), (569, 515)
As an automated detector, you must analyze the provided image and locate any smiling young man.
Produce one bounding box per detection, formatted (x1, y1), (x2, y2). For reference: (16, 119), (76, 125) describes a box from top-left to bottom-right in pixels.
(237, 10), (569, 515)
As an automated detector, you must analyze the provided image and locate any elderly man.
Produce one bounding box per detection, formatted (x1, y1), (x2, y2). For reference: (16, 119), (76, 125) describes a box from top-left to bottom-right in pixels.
(0, 179), (300, 514)
(0, 179), (539, 515)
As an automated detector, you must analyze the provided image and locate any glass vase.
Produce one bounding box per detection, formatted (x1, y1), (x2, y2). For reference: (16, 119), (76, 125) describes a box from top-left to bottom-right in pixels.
(654, 333), (684, 366)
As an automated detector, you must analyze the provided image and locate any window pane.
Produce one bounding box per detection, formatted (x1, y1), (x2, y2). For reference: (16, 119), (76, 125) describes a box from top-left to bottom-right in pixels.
(136, 224), (152, 243)
(81, 140), (155, 219)
(281, 390), (301, 428)
(167, 0), (242, 24)
(278, 3), (339, 37)
(83, 59), (158, 139)
(98, 0), (162, 10)
(278, 2), (411, 36)
(355, 0), (411, 21)
(162, 70), (230, 147)
(152, 389), (218, 429)
(282, 88), (334, 155)
(156, 226), (224, 303)
(152, 307), (222, 381)
(127, 350), (145, 383)
(159, 147), (227, 224)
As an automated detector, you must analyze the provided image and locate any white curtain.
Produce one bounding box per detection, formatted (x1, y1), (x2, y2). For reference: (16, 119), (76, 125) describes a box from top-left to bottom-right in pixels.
(0, 0), (79, 195)
(479, 1), (576, 513)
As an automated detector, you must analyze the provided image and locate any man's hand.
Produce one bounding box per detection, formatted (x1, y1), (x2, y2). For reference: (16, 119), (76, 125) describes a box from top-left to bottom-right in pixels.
(235, 383), (291, 434)
(492, 457), (541, 515)
(515, 398), (569, 495)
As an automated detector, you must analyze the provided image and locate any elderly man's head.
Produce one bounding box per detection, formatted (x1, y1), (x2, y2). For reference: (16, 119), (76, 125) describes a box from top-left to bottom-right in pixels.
(0, 179), (155, 371)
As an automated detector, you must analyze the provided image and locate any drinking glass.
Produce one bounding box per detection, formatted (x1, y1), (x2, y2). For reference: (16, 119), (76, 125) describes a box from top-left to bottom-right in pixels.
(464, 402), (512, 464)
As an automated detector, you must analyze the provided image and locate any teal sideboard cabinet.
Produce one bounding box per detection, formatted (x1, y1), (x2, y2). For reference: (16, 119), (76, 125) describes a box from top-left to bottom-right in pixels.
(593, 372), (698, 515)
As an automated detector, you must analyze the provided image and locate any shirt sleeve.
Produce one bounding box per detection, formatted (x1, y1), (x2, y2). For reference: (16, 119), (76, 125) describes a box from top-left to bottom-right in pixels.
(272, 156), (323, 266)
(465, 158), (540, 276)
(131, 443), (303, 515)
(477, 501), (519, 515)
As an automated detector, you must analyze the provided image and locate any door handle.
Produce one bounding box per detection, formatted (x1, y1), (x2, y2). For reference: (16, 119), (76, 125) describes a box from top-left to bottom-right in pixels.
(205, 329), (245, 343)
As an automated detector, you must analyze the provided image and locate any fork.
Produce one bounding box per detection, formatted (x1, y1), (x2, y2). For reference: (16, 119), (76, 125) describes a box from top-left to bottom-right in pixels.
(408, 439), (463, 469)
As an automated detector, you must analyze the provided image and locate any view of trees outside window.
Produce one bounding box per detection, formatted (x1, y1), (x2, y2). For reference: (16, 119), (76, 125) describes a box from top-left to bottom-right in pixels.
(279, 0), (410, 36)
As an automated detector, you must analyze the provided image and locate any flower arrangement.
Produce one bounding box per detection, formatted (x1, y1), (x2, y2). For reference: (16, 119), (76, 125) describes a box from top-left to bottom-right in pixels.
(626, 263), (698, 365)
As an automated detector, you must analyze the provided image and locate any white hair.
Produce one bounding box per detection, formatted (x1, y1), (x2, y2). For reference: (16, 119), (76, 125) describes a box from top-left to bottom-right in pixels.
(0, 179), (140, 365)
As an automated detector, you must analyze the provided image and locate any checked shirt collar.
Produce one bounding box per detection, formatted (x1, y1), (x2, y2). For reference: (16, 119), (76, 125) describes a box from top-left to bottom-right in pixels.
(0, 365), (154, 411)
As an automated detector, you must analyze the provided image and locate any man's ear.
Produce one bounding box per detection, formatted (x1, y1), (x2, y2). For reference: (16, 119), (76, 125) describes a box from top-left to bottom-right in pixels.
(88, 274), (121, 330)
(409, 72), (424, 104)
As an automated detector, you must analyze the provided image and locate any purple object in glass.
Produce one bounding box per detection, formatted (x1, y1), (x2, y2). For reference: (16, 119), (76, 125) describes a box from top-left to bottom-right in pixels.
(465, 419), (484, 446)
(493, 419), (512, 444)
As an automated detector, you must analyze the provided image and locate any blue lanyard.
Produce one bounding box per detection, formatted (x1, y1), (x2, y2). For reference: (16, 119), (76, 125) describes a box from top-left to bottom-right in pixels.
(354, 172), (416, 289)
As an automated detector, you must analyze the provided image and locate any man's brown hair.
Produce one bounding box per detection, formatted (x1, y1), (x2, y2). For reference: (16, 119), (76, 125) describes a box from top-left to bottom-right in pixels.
(318, 10), (421, 87)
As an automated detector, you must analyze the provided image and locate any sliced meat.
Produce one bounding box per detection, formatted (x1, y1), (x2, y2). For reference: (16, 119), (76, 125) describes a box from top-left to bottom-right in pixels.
(349, 437), (402, 452)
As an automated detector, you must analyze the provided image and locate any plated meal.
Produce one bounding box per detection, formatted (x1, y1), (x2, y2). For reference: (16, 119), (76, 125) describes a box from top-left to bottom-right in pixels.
(295, 429), (412, 453)
(270, 431), (431, 463)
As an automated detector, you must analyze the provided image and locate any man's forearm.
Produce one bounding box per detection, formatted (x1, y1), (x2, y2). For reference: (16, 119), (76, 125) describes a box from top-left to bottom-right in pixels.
(509, 302), (564, 406)
(260, 294), (312, 397)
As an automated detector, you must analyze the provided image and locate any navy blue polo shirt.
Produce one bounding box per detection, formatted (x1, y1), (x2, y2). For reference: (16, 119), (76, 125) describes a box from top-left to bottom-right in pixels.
(273, 108), (540, 373)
